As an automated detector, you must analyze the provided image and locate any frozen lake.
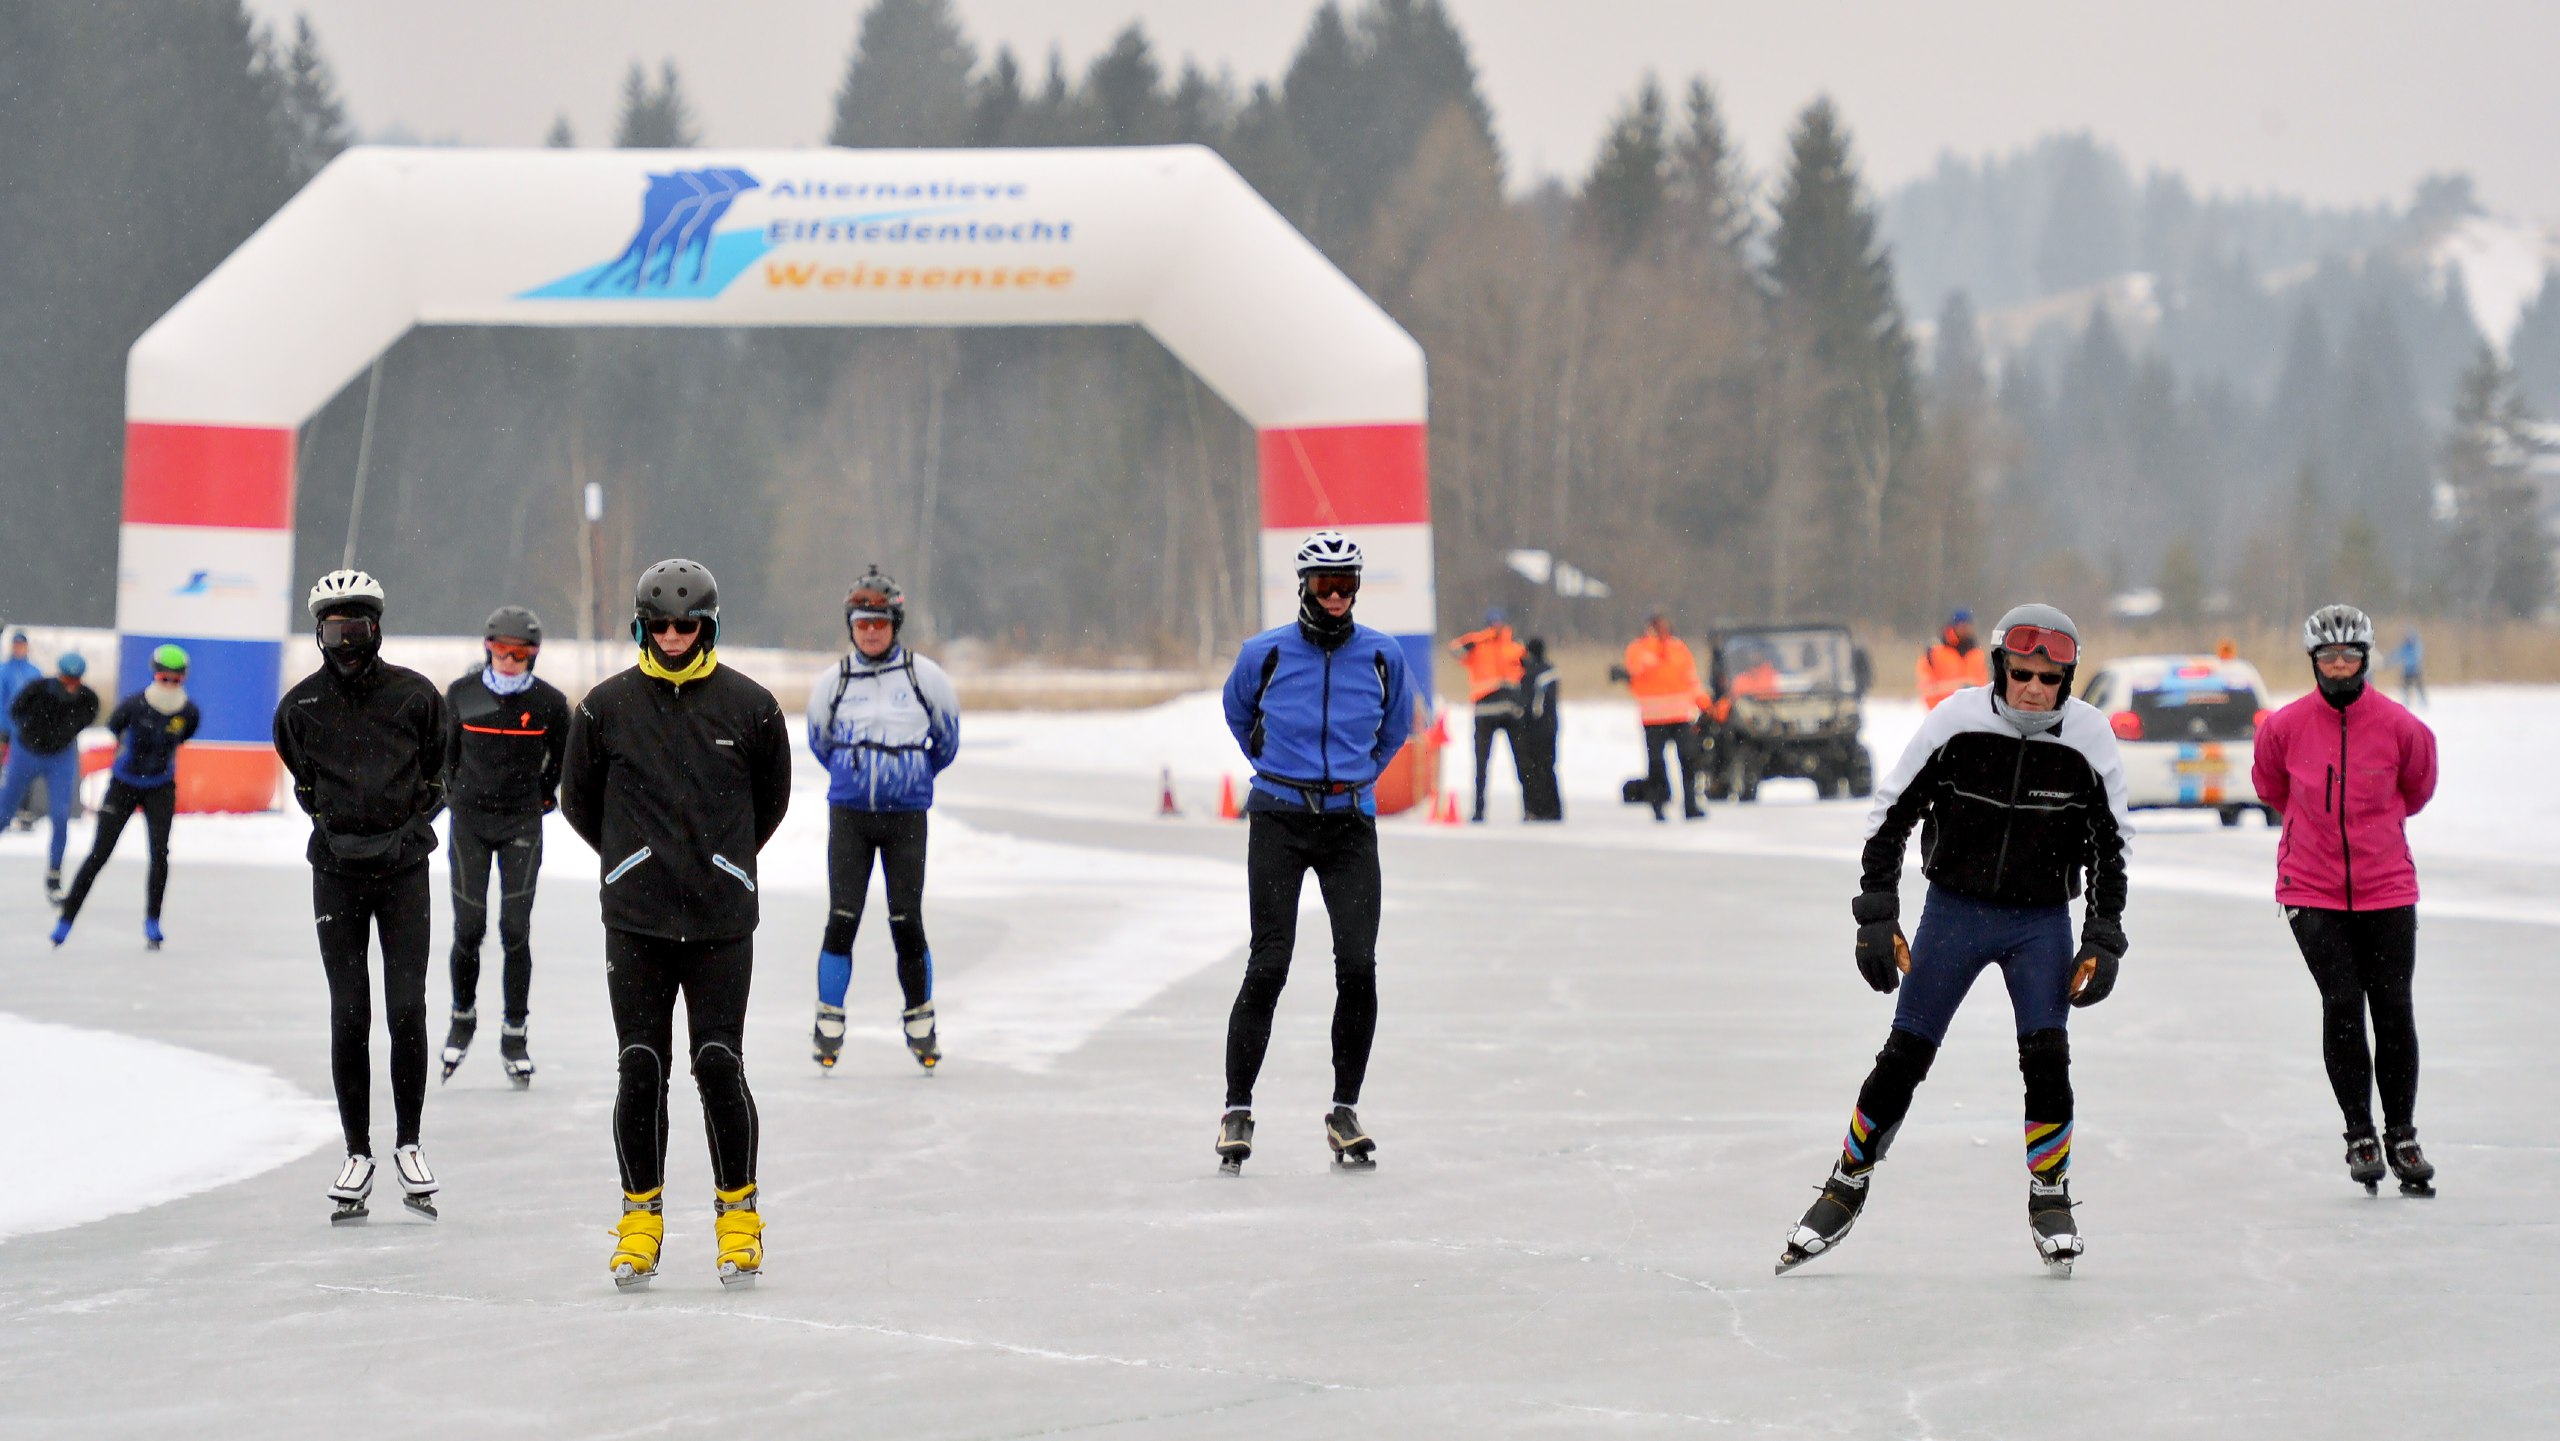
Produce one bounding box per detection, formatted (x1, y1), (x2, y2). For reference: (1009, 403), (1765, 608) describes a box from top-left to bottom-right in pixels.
(1, 686), (2552, 1436)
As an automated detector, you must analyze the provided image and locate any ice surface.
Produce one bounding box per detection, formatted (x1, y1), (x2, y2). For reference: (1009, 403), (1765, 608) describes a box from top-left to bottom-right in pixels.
(0, 685), (2553, 1435)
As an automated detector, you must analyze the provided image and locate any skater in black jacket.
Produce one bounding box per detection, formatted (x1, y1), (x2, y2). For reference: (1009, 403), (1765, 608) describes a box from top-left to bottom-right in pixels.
(272, 570), (449, 1224)
(438, 605), (570, 1087)
(562, 559), (792, 1290)
(53, 644), (200, 948)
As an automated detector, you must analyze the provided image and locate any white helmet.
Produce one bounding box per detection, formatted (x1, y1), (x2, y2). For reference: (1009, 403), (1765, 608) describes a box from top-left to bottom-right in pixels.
(1294, 529), (1364, 575)
(2303, 604), (2374, 653)
(306, 569), (386, 619)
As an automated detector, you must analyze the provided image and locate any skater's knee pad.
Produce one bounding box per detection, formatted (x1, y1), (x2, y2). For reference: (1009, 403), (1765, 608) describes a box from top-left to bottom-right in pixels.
(2017, 1027), (2073, 1120)
(1852, 1028), (1940, 1135)
(690, 1040), (745, 1089)
(1874, 1028), (1940, 1086)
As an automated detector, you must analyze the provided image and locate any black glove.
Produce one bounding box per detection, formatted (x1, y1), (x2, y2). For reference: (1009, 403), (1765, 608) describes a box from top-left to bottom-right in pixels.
(1851, 892), (1908, 994)
(2070, 915), (2126, 1008)
(1607, 664), (1630, 684)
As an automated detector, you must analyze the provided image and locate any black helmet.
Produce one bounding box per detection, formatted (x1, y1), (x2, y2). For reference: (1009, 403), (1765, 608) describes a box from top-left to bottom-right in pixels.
(632, 558), (720, 644)
(844, 565), (907, 640)
(484, 605), (543, 645)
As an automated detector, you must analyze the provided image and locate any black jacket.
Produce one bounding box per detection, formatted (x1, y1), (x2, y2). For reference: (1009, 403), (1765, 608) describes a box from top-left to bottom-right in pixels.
(272, 660), (449, 875)
(561, 661), (792, 943)
(443, 669), (570, 825)
(1858, 688), (2131, 926)
(107, 691), (202, 787)
(9, 679), (100, 755)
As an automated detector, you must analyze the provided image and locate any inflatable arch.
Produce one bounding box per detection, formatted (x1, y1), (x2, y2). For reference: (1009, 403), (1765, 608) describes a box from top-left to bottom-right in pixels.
(118, 145), (1433, 811)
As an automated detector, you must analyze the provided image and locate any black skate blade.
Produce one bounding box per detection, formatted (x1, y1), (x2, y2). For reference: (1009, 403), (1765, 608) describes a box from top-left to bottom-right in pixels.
(145, 940), (161, 952)
(402, 1194), (439, 1222)
(1217, 1156), (1244, 1176)
(1775, 1245), (1821, 1276)
(507, 1072), (532, 1091)
(1332, 1146), (1378, 1172)
(329, 1201), (369, 1226)
(2398, 1179), (2436, 1198)
(2360, 1179), (2381, 1195)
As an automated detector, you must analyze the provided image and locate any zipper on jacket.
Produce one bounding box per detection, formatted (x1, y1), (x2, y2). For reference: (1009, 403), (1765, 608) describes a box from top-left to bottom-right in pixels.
(1319, 649), (1335, 807)
(1989, 736), (2029, 892)
(2336, 706), (2354, 909)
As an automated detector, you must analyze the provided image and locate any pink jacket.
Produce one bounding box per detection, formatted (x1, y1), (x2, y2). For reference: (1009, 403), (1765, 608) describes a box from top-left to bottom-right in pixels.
(2251, 686), (2437, 911)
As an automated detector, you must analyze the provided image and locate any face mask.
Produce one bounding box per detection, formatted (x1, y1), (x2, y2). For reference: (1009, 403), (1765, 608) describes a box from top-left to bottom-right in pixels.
(144, 679), (188, 715)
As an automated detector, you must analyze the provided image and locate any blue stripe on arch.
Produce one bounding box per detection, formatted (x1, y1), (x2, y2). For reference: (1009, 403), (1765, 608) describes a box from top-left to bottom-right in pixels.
(1391, 631), (1435, 707)
(119, 634), (280, 745)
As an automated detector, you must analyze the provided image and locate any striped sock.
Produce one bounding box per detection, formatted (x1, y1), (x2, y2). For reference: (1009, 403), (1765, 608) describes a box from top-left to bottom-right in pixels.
(2025, 1119), (2073, 1180)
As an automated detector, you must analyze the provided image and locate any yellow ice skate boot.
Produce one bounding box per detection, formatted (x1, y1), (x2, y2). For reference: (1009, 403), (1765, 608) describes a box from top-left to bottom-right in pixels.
(714, 1182), (763, 1288)
(610, 1188), (663, 1290)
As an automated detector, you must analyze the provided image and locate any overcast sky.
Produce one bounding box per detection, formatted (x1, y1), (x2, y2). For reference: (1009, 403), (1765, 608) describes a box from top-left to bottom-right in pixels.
(248, 0), (2560, 217)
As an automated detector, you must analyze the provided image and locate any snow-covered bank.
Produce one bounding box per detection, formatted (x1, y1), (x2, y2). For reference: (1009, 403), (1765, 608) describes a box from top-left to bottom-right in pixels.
(0, 1014), (336, 1243)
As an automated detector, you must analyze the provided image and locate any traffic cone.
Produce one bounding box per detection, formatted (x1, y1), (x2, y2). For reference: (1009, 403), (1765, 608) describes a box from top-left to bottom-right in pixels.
(1434, 791), (1460, 826)
(1218, 775), (1241, 821)
(1158, 766), (1181, 818)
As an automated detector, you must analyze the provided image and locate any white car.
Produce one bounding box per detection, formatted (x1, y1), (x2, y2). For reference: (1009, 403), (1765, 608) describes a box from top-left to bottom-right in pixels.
(2078, 654), (2275, 826)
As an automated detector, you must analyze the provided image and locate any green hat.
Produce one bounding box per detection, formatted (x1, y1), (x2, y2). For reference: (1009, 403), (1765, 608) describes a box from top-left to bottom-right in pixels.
(152, 643), (190, 672)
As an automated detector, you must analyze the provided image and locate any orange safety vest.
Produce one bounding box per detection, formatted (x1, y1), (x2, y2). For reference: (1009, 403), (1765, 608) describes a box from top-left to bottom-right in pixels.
(1624, 633), (1711, 726)
(1450, 625), (1525, 702)
(1915, 633), (1988, 709)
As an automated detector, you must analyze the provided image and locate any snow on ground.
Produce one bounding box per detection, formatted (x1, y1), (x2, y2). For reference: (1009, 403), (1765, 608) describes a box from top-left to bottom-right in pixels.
(0, 1013), (335, 1241)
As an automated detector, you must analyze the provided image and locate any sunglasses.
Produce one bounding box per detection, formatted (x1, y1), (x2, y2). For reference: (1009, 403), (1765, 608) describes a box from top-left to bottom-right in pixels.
(486, 641), (537, 662)
(2312, 644), (2366, 664)
(644, 617), (703, 637)
(849, 614), (895, 629)
(1998, 624), (2078, 665)
(151, 667), (186, 681)
(317, 615), (379, 649)
(1306, 573), (1362, 600)
(2009, 666), (2068, 688)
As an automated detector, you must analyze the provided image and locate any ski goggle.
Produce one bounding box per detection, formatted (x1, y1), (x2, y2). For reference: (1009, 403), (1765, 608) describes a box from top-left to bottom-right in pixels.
(643, 617), (703, 637)
(486, 640), (537, 662)
(849, 613), (895, 629)
(317, 615), (380, 649)
(1998, 624), (2077, 666)
(151, 666), (187, 682)
(1305, 572), (1361, 600)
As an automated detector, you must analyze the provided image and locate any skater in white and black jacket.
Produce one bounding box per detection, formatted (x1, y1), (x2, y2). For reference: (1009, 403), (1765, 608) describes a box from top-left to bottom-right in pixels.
(1775, 603), (2131, 1277)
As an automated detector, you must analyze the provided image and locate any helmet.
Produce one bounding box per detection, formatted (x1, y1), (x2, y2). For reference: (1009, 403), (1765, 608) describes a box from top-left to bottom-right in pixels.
(306, 569), (385, 620)
(57, 652), (86, 678)
(1989, 602), (2081, 699)
(151, 643), (190, 672)
(2303, 604), (2374, 654)
(632, 558), (719, 644)
(1484, 606), (1507, 626)
(1949, 607), (1974, 625)
(1293, 529), (1364, 576)
(844, 565), (907, 639)
(484, 606), (543, 645)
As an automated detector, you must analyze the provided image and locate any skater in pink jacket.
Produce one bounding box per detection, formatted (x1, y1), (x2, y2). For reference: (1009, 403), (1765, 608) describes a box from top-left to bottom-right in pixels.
(2251, 605), (2440, 1197)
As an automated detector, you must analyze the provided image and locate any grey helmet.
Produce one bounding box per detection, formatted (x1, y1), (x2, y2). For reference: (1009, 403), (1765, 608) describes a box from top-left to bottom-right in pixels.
(484, 605), (543, 645)
(632, 558), (720, 646)
(1988, 602), (2080, 734)
(2303, 604), (2374, 654)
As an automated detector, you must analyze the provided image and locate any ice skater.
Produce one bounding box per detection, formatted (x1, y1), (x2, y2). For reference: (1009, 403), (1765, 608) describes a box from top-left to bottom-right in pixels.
(563, 560), (792, 1289)
(1775, 603), (2130, 1277)
(2, 650), (99, 902)
(53, 645), (198, 948)
(2252, 605), (2440, 1196)
(438, 606), (569, 1087)
(1215, 529), (1415, 1175)
(273, 571), (450, 1224)
(805, 565), (960, 1073)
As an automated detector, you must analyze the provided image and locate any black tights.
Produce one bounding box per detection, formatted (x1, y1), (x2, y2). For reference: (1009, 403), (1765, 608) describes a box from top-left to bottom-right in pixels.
(313, 864), (432, 1155)
(2287, 905), (2420, 1132)
(1225, 807), (1381, 1109)
(448, 813), (543, 1025)
(60, 779), (174, 923)
(823, 807), (931, 1009)
(606, 929), (758, 1195)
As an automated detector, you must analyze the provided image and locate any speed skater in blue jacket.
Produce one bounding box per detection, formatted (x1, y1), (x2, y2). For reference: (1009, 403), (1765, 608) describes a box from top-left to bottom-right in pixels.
(1213, 529), (1415, 1177)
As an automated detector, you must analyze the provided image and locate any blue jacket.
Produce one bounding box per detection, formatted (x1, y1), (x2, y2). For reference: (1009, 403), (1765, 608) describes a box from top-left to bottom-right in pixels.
(805, 646), (960, 811)
(1223, 621), (1416, 814)
(0, 656), (39, 743)
(108, 689), (202, 788)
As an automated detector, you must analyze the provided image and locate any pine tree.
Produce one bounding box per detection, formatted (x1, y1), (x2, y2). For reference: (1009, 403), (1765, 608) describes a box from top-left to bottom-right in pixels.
(544, 113), (576, 147)
(2509, 267), (2560, 416)
(615, 60), (700, 148)
(828, 0), (975, 148)
(2439, 345), (2551, 618)
(1767, 98), (1923, 614)
(1580, 77), (1666, 262)
(263, 15), (351, 183)
(1663, 77), (1750, 259)
(970, 47), (1024, 146)
(1084, 24), (1166, 145)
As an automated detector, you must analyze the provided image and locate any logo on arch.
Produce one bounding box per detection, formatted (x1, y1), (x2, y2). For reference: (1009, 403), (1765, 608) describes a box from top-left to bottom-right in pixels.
(522, 166), (768, 300)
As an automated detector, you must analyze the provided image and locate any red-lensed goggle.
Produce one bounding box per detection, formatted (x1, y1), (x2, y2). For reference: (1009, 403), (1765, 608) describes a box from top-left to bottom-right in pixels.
(1998, 624), (2077, 665)
(1305, 572), (1361, 599)
(317, 615), (380, 649)
(486, 640), (538, 662)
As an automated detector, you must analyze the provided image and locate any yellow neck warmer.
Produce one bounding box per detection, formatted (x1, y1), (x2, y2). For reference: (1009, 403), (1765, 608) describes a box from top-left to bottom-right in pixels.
(638, 644), (718, 686)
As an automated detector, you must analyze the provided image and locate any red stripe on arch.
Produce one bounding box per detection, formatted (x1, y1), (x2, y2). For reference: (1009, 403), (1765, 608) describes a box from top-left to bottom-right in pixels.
(124, 422), (295, 529)
(1257, 424), (1428, 528)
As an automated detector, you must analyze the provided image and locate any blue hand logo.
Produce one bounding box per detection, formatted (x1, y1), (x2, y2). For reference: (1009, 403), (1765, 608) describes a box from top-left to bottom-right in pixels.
(522, 166), (766, 300)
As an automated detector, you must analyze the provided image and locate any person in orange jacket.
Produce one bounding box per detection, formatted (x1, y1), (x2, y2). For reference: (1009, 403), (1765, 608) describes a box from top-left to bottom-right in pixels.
(1449, 609), (1527, 823)
(1615, 610), (1712, 822)
(1915, 609), (1988, 710)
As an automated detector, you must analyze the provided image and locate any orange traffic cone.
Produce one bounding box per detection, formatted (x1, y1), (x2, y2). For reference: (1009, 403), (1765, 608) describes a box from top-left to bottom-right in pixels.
(1218, 775), (1241, 821)
(1158, 766), (1181, 818)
